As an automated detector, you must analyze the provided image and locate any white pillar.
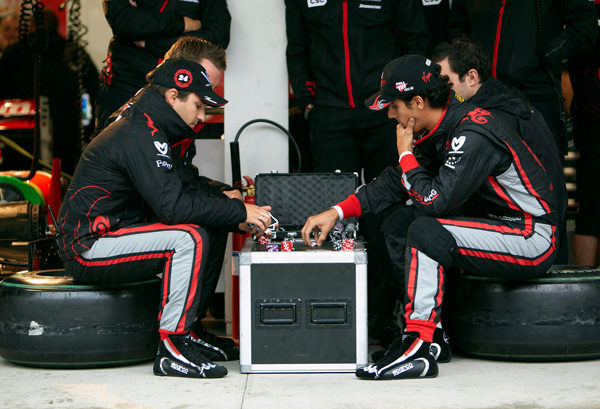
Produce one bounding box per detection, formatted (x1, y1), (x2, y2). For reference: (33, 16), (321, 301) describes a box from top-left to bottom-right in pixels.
(224, 0), (289, 183)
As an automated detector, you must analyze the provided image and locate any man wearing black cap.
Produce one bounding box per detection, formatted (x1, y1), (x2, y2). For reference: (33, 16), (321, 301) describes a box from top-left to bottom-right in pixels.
(58, 58), (273, 379)
(302, 55), (558, 380)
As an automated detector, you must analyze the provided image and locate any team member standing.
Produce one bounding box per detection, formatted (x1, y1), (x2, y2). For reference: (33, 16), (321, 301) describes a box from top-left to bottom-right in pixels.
(302, 56), (558, 379)
(285, 0), (431, 183)
(447, 0), (598, 156)
(58, 59), (273, 379)
(95, 0), (231, 131)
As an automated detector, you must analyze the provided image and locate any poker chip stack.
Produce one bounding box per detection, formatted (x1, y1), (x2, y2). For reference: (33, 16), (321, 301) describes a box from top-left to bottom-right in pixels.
(281, 239), (294, 252)
(266, 243), (279, 252)
(329, 223), (344, 250)
(257, 235), (270, 245)
(342, 238), (355, 250)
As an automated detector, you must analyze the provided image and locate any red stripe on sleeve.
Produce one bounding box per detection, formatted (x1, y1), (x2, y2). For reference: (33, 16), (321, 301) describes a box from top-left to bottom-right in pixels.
(400, 153), (420, 173)
(337, 194), (362, 218)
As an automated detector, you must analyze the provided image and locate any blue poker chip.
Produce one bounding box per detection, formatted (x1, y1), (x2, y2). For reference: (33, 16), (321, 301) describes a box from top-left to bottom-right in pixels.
(266, 243), (279, 252)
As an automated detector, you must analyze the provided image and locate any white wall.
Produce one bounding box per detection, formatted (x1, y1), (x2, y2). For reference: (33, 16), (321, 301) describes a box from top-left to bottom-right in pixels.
(80, 2), (111, 71)
(224, 0), (289, 182)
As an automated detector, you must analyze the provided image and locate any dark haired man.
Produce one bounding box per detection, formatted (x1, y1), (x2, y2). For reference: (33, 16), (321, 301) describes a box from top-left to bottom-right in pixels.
(100, 38), (241, 357)
(302, 55), (558, 379)
(430, 39), (568, 263)
(58, 59), (273, 379)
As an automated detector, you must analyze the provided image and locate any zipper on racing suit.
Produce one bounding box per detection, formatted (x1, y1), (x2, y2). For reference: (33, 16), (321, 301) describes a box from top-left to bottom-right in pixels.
(342, 0), (356, 108)
(492, 0), (506, 78)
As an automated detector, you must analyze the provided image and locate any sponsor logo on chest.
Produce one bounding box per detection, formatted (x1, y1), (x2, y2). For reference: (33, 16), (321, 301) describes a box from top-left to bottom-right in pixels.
(308, 0), (327, 7)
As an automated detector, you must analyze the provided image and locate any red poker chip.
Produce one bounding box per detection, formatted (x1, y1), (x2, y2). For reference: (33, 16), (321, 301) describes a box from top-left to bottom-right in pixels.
(281, 240), (294, 252)
(342, 239), (355, 250)
(258, 236), (270, 244)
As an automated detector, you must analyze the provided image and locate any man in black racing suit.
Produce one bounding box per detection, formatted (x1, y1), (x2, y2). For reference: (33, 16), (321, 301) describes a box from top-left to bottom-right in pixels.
(302, 55), (558, 380)
(430, 38), (568, 264)
(58, 59), (272, 379)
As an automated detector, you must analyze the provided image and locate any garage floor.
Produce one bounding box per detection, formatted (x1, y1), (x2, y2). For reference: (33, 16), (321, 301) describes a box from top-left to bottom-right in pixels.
(1, 341), (598, 409)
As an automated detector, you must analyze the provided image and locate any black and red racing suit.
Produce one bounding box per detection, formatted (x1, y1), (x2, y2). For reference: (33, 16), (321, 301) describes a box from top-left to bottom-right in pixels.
(336, 95), (558, 342)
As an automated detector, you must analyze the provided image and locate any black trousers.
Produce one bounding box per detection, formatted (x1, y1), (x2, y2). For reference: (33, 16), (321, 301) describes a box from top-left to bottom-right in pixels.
(309, 105), (398, 183)
(573, 113), (600, 237)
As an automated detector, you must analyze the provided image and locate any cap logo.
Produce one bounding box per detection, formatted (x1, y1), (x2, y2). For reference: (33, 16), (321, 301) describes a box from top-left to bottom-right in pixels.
(422, 72), (432, 83)
(396, 81), (414, 93)
(369, 95), (390, 110)
(200, 70), (212, 87)
(174, 69), (193, 88)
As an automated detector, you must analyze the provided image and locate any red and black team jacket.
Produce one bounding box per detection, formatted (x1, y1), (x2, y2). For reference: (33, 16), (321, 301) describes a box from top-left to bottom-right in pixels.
(102, 0), (231, 91)
(448, 0), (597, 99)
(338, 96), (558, 231)
(57, 87), (246, 261)
(285, 0), (431, 111)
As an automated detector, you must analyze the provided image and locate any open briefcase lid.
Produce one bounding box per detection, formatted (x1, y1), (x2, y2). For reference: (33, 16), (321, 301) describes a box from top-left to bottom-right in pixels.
(254, 172), (359, 230)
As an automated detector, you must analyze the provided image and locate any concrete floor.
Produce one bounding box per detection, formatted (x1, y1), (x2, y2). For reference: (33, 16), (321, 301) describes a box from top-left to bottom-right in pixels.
(1, 351), (599, 409)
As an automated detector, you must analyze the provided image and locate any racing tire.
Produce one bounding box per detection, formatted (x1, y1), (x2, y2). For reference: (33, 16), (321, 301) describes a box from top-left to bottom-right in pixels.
(446, 265), (600, 362)
(0, 269), (160, 368)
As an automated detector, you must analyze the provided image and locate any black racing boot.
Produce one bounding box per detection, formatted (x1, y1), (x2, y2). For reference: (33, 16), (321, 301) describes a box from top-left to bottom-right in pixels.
(153, 334), (228, 378)
(429, 326), (452, 363)
(356, 332), (438, 380)
(189, 323), (239, 361)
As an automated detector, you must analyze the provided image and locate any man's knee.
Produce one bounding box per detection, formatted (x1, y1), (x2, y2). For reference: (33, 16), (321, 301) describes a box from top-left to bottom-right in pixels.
(407, 217), (457, 268)
(380, 205), (416, 241)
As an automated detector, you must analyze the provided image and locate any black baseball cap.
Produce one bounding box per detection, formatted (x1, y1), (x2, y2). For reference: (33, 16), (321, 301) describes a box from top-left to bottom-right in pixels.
(365, 55), (442, 110)
(147, 58), (228, 107)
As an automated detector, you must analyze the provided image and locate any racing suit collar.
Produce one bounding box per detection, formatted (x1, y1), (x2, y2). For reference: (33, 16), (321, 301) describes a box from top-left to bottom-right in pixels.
(414, 93), (471, 147)
(471, 78), (532, 120)
(133, 86), (198, 143)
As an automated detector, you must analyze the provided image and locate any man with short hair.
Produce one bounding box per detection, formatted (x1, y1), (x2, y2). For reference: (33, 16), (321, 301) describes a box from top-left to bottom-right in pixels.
(430, 38), (568, 263)
(58, 59), (273, 379)
(302, 55), (558, 380)
(101, 38), (242, 357)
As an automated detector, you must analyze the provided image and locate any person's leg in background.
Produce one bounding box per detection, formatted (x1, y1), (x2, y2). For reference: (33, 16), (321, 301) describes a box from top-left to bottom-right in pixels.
(355, 107), (399, 183)
(309, 105), (361, 174)
(189, 227), (240, 360)
(361, 208), (403, 352)
(529, 95), (569, 263)
(573, 115), (600, 265)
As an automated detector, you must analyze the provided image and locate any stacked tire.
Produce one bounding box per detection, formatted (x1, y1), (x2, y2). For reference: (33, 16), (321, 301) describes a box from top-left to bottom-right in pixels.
(447, 265), (600, 361)
(0, 269), (160, 368)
